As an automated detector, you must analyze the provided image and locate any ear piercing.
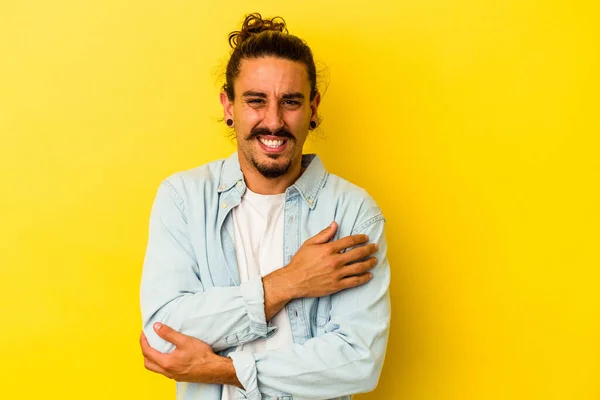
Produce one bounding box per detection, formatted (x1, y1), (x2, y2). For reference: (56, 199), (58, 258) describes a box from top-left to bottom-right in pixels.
(226, 119), (233, 127)
(310, 120), (317, 129)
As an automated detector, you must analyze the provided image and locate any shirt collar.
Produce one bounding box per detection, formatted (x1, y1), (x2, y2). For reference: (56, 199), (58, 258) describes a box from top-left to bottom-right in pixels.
(218, 152), (328, 210)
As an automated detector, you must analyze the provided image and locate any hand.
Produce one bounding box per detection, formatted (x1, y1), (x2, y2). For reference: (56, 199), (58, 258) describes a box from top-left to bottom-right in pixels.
(140, 322), (242, 387)
(263, 221), (378, 318)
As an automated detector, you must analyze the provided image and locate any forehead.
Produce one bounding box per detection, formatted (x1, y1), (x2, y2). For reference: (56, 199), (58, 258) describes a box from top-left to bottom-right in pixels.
(235, 57), (310, 97)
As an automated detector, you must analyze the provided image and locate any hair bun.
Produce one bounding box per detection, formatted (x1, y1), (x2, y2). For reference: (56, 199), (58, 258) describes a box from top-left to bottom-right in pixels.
(228, 13), (288, 49)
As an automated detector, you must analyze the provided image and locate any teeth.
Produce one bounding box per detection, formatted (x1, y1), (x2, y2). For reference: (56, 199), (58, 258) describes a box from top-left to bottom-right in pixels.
(259, 138), (284, 148)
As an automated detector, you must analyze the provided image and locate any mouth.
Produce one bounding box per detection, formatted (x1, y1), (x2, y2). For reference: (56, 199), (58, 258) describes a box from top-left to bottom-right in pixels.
(256, 135), (288, 153)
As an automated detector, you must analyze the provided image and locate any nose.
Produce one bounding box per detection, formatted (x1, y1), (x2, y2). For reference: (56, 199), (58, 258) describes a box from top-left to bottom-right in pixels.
(262, 102), (284, 132)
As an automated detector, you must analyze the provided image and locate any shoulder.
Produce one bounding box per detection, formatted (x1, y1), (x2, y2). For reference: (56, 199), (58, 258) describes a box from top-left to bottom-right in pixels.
(321, 173), (385, 233)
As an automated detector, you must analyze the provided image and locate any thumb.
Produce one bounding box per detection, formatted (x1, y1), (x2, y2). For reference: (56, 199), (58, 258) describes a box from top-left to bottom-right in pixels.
(306, 221), (337, 245)
(153, 322), (186, 348)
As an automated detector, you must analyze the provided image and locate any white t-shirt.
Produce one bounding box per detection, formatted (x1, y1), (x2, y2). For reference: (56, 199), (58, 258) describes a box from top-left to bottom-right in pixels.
(221, 187), (294, 399)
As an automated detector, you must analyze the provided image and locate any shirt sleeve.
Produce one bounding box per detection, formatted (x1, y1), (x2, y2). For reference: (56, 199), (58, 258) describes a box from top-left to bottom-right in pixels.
(229, 215), (391, 400)
(140, 180), (276, 354)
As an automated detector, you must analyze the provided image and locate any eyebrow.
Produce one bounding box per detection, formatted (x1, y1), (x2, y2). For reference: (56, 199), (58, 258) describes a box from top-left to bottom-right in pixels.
(241, 91), (305, 100)
(242, 91), (267, 98)
(281, 92), (305, 100)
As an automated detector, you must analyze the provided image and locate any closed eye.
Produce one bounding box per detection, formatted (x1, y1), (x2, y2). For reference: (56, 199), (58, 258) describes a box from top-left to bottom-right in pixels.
(282, 100), (302, 109)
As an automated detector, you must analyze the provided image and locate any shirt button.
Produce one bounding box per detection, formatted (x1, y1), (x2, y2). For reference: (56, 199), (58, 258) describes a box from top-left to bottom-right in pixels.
(236, 181), (243, 189)
(222, 202), (228, 209)
(219, 184), (226, 191)
(307, 198), (313, 205)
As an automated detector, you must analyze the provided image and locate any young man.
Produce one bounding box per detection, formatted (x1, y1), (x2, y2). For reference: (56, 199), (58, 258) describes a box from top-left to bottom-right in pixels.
(140, 13), (391, 400)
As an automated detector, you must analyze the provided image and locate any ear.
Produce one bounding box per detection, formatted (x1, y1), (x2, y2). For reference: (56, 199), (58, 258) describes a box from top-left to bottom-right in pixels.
(310, 92), (321, 121)
(220, 91), (234, 121)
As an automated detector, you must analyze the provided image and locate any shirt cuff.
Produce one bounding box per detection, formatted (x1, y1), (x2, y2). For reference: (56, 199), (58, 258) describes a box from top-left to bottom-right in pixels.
(229, 350), (260, 400)
(240, 275), (276, 338)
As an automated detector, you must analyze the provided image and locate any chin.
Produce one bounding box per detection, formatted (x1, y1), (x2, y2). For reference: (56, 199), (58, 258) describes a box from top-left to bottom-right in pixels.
(253, 157), (292, 179)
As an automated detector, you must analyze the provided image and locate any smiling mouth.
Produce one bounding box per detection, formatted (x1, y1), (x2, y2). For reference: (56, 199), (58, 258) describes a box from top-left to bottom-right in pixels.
(258, 137), (286, 148)
(256, 135), (289, 153)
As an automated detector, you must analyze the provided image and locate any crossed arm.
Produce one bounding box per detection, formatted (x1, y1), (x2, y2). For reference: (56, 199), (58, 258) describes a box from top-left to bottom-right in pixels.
(139, 181), (390, 399)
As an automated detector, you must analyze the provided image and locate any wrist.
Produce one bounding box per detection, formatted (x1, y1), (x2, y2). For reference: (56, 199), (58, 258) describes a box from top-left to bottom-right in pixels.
(212, 355), (243, 388)
(263, 268), (297, 321)
(263, 269), (296, 304)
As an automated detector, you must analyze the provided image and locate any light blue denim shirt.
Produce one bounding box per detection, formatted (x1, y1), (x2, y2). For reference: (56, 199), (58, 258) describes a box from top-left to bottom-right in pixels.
(140, 152), (391, 400)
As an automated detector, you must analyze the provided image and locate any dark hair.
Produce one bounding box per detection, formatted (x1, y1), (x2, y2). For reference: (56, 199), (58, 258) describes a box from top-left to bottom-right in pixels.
(223, 13), (318, 102)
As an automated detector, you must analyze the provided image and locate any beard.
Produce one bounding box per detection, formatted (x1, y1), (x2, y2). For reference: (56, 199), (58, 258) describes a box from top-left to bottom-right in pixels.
(251, 154), (292, 179)
(245, 126), (295, 179)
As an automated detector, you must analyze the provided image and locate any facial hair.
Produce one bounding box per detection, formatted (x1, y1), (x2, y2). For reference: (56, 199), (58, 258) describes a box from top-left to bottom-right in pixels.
(245, 127), (295, 179)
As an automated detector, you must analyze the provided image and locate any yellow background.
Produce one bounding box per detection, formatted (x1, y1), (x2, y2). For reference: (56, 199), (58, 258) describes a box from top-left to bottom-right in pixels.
(1, 0), (599, 399)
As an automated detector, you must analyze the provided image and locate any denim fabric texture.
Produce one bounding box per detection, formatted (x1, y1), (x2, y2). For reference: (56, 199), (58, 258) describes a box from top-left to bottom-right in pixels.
(140, 152), (391, 400)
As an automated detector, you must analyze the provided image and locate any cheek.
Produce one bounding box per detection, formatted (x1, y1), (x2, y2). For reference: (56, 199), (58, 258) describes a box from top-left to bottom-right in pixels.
(284, 110), (311, 129)
(237, 108), (262, 127)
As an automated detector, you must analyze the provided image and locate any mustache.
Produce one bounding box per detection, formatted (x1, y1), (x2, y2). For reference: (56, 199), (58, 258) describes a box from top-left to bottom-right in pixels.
(246, 127), (295, 141)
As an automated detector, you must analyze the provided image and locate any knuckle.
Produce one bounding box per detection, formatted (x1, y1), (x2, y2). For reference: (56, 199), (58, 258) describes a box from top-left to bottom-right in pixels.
(349, 263), (363, 274)
(352, 249), (365, 261)
(326, 258), (339, 269)
(346, 277), (360, 287)
(359, 262), (371, 273)
(338, 237), (350, 249)
(353, 248), (366, 259)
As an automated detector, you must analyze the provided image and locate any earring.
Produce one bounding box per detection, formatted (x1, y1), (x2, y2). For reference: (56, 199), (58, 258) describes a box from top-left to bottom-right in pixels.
(226, 119), (233, 127)
(310, 120), (317, 129)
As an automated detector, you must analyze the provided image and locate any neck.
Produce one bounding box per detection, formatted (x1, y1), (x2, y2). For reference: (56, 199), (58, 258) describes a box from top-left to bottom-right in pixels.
(239, 154), (304, 195)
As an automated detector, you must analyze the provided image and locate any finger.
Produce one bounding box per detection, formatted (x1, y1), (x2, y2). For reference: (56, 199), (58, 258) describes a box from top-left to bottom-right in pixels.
(305, 221), (338, 245)
(140, 330), (170, 367)
(338, 243), (378, 265)
(339, 272), (373, 290)
(340, 257), (378, 278)
(330, 233), (369, 253)
(153, 322), (187, 348)
(143, 356), (171, 378)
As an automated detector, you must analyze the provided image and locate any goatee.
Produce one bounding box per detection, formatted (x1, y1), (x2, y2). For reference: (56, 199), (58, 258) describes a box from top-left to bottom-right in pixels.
(251, 155), (292, 179)
(246, 126), (295, 179)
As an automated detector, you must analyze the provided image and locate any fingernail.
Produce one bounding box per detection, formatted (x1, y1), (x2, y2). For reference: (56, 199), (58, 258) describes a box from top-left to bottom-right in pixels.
(153, 322), (162, 331)
(374, 243), (379, 250)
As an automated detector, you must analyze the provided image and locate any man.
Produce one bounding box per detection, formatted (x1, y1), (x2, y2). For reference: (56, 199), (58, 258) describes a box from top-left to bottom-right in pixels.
(140, 13), (391, 400)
